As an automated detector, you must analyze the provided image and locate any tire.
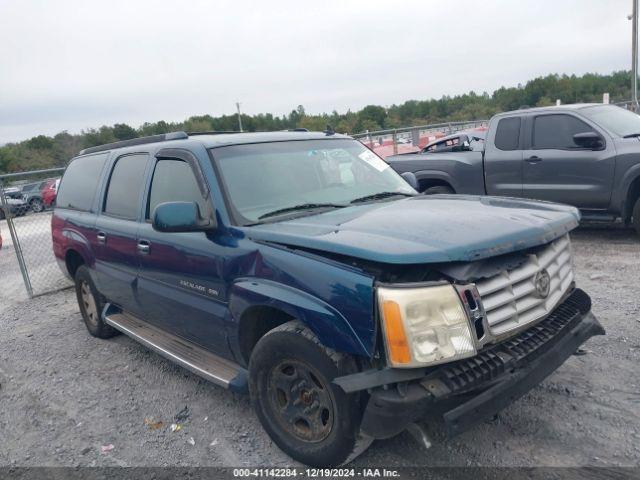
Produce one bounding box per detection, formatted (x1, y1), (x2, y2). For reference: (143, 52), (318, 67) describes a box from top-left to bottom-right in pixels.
(0, 208), (5, 220)
(249, 321), (372, 467)
(423, 185), (454, 195)
(30, 198), (44, 213)
(74, 265), (119, 339)
(633, 197), (640, 237)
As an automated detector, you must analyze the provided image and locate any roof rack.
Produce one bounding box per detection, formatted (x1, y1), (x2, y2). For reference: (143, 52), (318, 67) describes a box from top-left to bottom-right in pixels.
(187, 131), (241, 136)
(79, 131), (188, 155)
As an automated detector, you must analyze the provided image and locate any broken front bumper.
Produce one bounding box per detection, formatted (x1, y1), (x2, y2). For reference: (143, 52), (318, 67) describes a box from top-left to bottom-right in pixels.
(337, 288), (604, 439)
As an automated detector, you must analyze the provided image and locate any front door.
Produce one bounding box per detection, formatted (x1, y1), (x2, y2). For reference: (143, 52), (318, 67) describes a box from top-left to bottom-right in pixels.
(93, 153), (149, 313)
(521, 113), (615, 209)
(135, 153), (229, 355)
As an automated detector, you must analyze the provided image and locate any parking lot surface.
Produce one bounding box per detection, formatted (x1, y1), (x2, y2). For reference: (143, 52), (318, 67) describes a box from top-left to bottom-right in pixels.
(0, 226), (638, 467)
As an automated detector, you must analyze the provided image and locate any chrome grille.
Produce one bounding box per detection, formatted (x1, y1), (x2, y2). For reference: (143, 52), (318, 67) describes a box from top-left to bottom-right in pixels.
(475, 234), (574, 337)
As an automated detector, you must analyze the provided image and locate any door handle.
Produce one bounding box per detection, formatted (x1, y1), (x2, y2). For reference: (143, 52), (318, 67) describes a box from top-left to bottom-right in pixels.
(526, 155), (543, 163)
(97, 232), (106, 244)
(137, 240), (150, 255)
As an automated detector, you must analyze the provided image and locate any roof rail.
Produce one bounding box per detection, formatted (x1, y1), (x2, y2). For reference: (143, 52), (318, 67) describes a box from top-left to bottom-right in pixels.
(79, 131), (188, 155)
(187, 131), (240, 136)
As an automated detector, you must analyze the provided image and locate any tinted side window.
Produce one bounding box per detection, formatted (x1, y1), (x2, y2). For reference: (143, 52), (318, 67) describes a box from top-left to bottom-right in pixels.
(494, 117), (521, 151)
(104, 154), (148, 219)
(147, 160), (205, 218)
(533, 114), (592, 149)
(57, 153), (108, 211)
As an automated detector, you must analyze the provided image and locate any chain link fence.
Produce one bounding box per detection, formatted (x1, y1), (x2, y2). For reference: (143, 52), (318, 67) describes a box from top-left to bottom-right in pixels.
(352, 119), (489, 158)
(0, 167), (71, 304)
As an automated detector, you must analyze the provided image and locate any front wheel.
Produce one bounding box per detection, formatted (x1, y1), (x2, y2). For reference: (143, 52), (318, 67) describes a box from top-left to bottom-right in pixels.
(633, 197), (640, 237)
(423, 185), (454, 195)
(249, 321), (372, 467)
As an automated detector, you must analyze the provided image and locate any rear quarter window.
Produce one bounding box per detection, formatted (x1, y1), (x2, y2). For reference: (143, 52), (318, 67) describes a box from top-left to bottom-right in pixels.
(494, 117), (521, 151)
(56, 153), (109, 211)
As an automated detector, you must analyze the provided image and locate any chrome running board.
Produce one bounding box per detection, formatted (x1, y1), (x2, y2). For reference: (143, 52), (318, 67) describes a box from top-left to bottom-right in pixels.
(104, 306), (247, 393)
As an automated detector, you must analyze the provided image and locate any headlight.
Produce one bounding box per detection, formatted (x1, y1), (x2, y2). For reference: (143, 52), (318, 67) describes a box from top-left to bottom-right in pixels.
(378, 284), (477, 368)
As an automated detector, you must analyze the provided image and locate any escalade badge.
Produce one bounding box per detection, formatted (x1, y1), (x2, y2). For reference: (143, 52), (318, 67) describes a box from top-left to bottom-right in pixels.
(534, 269), (551, 298)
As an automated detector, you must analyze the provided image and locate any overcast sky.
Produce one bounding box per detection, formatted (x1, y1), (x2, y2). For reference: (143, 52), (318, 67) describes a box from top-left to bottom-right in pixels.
(0, 0), (634, 143)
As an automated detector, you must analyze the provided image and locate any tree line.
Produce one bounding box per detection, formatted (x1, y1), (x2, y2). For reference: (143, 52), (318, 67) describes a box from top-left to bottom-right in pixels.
(0, 70), (634, 174)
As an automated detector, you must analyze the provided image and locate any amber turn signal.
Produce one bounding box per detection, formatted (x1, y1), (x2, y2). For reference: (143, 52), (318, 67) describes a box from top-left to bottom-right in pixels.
(381, 300), (411, 365)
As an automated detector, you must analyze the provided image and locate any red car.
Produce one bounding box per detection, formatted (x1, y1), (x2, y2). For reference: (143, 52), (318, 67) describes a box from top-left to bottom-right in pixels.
(41, 178), (60, 208)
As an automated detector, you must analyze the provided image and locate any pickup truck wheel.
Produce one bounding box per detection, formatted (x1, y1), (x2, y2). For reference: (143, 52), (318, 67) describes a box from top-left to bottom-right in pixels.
(74, 265), (119, 339)
(633, 197), (640, 237)
(423, 185), (454, 195)
(249, 321), (372, 467)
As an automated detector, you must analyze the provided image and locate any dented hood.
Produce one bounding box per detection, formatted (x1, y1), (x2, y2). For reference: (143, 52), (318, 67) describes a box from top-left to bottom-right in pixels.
(243, 195), (580, 264)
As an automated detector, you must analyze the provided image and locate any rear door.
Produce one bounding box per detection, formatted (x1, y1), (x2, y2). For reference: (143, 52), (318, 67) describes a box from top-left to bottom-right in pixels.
(521, 113), (615, 209)
(93, 153), (150, 313)
(135, 149), (229, 355)
(484, 116), (524, 197)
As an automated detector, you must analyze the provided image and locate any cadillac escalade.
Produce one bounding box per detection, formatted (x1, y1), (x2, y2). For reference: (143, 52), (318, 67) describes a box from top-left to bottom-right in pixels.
(52, 130), (604, 466)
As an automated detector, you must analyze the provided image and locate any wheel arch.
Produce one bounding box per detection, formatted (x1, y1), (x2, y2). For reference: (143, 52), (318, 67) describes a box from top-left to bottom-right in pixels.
(229, 279), (371, 367)
(414, 170), (458, 193)
(236, 304), (295, 366)
(622, 172), (640, 223)
(64, 248), (86, 279)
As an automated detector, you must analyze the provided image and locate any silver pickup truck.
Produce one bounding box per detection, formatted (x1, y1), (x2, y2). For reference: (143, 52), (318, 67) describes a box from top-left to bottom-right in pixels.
(386, 104), (640, 236)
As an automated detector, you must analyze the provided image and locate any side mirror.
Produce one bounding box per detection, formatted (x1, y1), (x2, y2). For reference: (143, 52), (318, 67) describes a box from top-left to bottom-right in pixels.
(152, 201), (214, 233)
(573, 131), (604, 150)
(400, 171), (419, 190)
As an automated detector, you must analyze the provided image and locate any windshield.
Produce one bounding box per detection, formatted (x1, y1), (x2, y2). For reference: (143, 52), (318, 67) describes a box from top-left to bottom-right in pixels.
(580, 105), (640, 137)
(212, 138), (416, 225)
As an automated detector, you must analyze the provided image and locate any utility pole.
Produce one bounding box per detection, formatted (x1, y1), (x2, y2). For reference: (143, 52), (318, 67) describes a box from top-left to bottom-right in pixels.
(631, 0), (639, 109)
(236, 102), (243, 132)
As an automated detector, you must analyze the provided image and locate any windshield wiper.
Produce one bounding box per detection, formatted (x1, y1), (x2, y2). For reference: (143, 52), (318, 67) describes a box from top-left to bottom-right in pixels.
(350, 191), (414, 204)
(623, 133), (640, 138)
(258, 203), (346, 220)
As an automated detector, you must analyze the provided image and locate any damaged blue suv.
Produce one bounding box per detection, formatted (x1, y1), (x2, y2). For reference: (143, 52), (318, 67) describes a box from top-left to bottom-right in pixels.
(52, 130), (604, 466)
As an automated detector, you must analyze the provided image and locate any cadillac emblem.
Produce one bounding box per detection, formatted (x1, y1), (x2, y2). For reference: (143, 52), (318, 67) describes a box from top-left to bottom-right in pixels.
(534, 269), (551, 298)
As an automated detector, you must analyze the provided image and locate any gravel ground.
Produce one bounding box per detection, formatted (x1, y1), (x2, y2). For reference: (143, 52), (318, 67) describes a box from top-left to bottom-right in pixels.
(0, 225), (638, 468)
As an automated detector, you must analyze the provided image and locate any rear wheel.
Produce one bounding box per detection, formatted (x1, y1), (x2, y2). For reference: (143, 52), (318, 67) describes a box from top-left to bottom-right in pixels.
(633, 197), (640, 237)
(423, 185), (454, 195)
(249, 321), (371, 467)
(74, 265), (119, 339)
